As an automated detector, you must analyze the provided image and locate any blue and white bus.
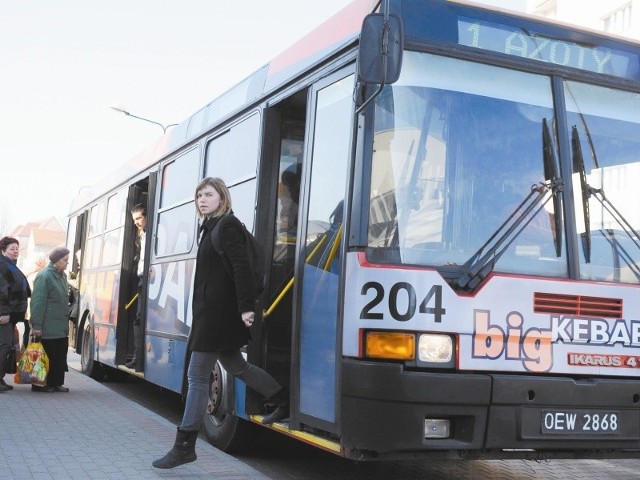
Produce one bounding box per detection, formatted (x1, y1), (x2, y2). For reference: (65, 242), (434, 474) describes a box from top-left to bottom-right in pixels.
(67, 0), (640, 459)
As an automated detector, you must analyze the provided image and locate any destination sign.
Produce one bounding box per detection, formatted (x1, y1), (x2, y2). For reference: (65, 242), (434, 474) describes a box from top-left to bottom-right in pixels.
(458, 16), (639, 81)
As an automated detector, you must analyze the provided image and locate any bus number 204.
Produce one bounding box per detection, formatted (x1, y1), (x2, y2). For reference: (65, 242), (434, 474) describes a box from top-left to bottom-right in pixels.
(359, 282), (446, 323)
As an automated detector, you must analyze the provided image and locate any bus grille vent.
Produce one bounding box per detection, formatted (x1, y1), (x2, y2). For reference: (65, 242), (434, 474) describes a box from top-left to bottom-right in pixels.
(533, 292), (622, 319)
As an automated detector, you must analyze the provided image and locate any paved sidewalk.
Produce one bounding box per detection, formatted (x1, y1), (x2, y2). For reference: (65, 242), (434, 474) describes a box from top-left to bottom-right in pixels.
(0, 354), (273, 480)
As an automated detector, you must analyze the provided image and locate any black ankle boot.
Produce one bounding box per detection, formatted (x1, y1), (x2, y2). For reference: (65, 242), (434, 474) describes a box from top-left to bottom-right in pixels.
(152, 427), (198, 469)
(262, 387), (289, 424)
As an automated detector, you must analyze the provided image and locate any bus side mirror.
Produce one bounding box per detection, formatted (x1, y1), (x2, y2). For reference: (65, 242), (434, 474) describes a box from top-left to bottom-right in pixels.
(357, 13), (404, 85)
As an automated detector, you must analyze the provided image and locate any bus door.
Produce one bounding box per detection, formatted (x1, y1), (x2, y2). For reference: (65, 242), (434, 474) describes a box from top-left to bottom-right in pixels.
(67, 211), (87, 351)
(115, 175), (153, 370)
(292, 71), (355, 431)
(253, 91), (307, 411)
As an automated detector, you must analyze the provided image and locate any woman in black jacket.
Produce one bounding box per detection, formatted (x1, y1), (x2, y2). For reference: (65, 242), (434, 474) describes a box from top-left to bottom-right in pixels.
(0, 236), (31, 392)
(153, 177), (288, 469)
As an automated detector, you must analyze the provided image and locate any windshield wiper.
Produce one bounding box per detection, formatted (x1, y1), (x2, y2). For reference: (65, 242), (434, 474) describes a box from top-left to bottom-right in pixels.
(571, 126), (640, 260)
(454, 182), (559, 291)
(544, 118), (564, 256)
(455, 118), (563, 291)
(572, 126), (592, 262)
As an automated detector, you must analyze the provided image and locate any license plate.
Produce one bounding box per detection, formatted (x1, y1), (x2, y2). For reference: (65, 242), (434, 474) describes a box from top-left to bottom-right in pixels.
(541, 409), (621, 434)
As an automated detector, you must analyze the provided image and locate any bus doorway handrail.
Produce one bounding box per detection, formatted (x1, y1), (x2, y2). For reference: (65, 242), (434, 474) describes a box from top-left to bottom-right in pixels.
(125, 293), (138, 310)
(263, 233), (328, 317)
(263, 225), (343, 318)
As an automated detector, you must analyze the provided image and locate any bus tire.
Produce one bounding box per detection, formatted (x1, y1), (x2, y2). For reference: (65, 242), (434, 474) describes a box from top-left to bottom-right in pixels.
(80, 322), (104, 381)
(202, 361), (254, 453)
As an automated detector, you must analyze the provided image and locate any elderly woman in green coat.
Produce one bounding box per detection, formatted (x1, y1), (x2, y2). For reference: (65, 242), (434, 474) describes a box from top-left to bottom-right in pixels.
(30, 247), (71, 393)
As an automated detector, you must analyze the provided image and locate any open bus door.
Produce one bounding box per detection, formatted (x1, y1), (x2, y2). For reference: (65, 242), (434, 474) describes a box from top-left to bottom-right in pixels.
(115, 173), (155, 372)
(203, 73), (354, 451)
(290, 71), (354, 434)
(67, 211), (87, 352)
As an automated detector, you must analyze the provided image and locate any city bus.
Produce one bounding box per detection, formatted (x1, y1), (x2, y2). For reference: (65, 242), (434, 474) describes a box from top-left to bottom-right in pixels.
(66, 0), (640, 460)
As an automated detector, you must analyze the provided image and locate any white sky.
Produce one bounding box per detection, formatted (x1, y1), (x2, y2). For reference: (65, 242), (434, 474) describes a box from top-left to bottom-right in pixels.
(0, 0), (508, 232)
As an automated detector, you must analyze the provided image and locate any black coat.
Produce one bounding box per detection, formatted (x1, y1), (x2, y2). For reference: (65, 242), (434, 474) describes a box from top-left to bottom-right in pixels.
(188, 214), (257, 352)
(0, 254), (30, 322)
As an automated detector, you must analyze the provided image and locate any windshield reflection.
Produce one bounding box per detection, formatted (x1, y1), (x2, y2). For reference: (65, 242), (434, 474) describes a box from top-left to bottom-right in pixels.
(565, 81), (640, 283)
(367, 51), (567, 281)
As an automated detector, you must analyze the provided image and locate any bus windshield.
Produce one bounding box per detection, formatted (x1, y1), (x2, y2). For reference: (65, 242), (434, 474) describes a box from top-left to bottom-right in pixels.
(367, 51), (567, 281)
(565, 81), (640, 283)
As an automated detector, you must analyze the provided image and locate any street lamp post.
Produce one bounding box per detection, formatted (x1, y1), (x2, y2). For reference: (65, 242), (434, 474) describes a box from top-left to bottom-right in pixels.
(110, 105), (177, 133)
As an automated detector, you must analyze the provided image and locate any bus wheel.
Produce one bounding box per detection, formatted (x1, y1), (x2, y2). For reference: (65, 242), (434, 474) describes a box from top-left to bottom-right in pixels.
(202, 361), (253, 452)
(80, 323), (104, 381)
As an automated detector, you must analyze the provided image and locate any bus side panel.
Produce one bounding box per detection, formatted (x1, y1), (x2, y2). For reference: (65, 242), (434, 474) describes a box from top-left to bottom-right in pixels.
(235, 378), (248, 420)
(144, 335), (188, 393)
(146, 259), (194, 337)
(144, 258), (195, 393)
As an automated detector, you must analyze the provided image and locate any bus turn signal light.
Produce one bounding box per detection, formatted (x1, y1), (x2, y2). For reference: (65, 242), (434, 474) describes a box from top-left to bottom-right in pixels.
(365, 332), (415, 360)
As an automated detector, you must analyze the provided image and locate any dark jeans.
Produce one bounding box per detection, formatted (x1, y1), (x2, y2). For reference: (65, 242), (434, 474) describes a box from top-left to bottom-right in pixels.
(180, 350), (281, 431)
(41, 337), (69, 388)
(131, 276), (143, 362)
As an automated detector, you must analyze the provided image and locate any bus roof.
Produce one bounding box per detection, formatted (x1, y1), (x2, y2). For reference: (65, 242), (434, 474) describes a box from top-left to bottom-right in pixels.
(70, 0), (640, 216)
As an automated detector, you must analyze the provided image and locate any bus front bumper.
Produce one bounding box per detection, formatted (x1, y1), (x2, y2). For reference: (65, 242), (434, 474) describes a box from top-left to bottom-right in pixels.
(341, 359), (640, 460)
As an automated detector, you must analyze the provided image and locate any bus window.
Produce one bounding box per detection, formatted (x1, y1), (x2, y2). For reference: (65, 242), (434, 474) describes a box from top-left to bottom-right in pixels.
(87, 202), (106, 268)
(105, 190), (127, 230)
(272, 107), (305, 274)
(277, 141), (303, 236)
(205, 113), (260, 231)
(367, 51), (567, 279)
(160, 149), (200, 209)
(88, 201), (106, 237)
(86, 236), (103, 269)
(205, 113), (260, 184)
(156, 148), (200, 257)
(565, 81), (640, 284)
(102, 230), (124, 267)
(102, 190), (127, 266)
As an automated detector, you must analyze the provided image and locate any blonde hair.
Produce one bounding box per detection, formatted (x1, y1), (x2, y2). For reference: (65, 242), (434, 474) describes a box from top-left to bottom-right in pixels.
(195, 177), (232, 218)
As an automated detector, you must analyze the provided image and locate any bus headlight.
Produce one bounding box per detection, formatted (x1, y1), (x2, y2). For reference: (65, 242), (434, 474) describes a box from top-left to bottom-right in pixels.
(417, 334), (454, 367)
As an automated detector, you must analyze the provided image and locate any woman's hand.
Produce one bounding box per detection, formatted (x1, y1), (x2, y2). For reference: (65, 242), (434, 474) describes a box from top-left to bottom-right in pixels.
(0, 315), (9, 325)
(32, 328), (42, 337)
(241, 312), (255, 327)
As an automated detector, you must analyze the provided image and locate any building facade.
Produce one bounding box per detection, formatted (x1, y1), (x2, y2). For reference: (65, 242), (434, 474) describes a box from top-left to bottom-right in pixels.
(526, 0), (639, 39)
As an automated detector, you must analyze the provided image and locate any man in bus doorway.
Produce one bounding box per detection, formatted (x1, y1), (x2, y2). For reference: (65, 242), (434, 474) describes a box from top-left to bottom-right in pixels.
(126, 204), (147, 370)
